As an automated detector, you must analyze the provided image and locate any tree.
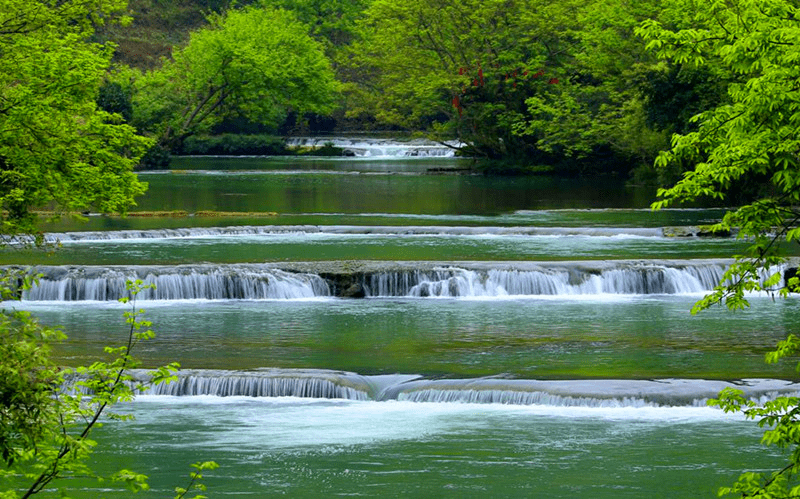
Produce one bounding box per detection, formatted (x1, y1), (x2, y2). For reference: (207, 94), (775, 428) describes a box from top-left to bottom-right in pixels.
(346, 0), (666, 172)
(0, 0), (151, 237)
(514, 0), (667, 174)
(133, 5), (339, 152)
(256, 0), (369, 55)
(0, 275), (65, 473)
(0, 2), (213, 496)
(638, 1), (800, 496)
(0, 279), (185, 498)
(348, 0), (566, 163)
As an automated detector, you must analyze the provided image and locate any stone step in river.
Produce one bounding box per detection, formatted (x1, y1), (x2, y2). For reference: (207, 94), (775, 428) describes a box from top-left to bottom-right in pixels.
(103, 368), (800, 408)
(11, 259), (787, 301)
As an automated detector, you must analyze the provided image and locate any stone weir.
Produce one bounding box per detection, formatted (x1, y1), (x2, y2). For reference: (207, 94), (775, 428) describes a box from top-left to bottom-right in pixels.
(109, 368), (800, 408)
(284, 259), (733, 298)
(8, 258), (798, 301)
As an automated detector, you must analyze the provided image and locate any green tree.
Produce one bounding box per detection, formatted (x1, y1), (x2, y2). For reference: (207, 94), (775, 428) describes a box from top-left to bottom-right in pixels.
(348, 0), (665, 172)
(0, 0), (151, 237)
(515, 0), (667, 174)
(1, 280), (180, 498)
(256, 0), (369, 54)
(349, 0), (559, 162)
(133, 5), (339, 153)
(638, 1), (800, 496)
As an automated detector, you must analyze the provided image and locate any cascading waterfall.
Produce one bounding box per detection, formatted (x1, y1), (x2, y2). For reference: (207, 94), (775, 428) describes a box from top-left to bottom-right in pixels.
(39, 225), (667, 244)
(21, 265), (330, 301)
(361, 263), (733, 297)
(142, 370), (371, 400)
(13, 260), (793, 301)
(378, 377), (800, 408)
(85, 369), (800, 408)
(284, 137), (462, 158)
(397, 389), (659, 408)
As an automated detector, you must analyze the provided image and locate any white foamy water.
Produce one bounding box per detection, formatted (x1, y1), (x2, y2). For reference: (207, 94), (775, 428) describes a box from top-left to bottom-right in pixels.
(285, 137), (464, 158)
(13, 260), (793, 301)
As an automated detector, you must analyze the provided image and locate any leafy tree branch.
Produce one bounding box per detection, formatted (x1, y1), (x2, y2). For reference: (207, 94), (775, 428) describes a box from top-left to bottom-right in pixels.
(641, 1), (800, 495)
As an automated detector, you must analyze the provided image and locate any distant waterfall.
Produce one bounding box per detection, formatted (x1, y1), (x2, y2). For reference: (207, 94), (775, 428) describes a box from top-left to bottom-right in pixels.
(22, 265), (330, 301)
(362, 263), (729, 297)
(284, 137), (461, 158)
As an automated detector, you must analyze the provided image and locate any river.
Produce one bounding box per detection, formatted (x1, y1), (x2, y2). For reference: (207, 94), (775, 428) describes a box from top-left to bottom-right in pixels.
(3, 137), (799, 497)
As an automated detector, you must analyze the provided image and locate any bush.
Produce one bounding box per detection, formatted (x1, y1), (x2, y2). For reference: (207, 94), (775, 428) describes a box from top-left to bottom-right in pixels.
(179, 134), (289, 156)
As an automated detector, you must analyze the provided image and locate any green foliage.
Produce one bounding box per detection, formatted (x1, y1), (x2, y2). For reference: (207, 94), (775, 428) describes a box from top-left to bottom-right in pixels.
(642, 1), (800, 496)
(516, 0), (666, 167)
(641, 0), (800, 312)
(174, 461), (220, 499)
(0, 0), (151, 236)
(0, 309), (65, 469)
(97, 81), (134, 123)
(133, 5), (339, 152)
(349, 0), (557, 159)
(257, 0), (369, 53)
(0, 279), (186, 497)
(347, 0), (666, 172)
(180, 134), (289, 156)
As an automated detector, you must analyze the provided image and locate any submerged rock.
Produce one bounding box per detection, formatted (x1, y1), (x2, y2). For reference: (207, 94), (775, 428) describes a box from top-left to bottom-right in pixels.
(340, 283), (366, 299)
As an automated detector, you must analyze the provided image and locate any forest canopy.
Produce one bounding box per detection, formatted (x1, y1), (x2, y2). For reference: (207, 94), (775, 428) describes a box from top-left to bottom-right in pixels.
(112, 0), (711, 176)
(18, 0), (795, 178)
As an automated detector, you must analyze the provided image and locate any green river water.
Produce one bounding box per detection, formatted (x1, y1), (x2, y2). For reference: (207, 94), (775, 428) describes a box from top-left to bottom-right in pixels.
(3, 145), (799, 497)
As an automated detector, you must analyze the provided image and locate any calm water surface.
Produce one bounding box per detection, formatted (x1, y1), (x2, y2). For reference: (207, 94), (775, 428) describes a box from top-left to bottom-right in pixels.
(16, 296), (798, 379)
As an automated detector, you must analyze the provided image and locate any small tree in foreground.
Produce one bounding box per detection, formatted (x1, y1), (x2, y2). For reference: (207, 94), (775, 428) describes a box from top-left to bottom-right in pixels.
(638, 0), (800, 496)
(0, 280), (184, 498)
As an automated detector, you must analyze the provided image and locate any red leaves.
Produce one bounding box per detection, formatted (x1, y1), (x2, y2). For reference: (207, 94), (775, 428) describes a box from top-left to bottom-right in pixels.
(451, 65), (557, 117)
(452, 95), (462, 116)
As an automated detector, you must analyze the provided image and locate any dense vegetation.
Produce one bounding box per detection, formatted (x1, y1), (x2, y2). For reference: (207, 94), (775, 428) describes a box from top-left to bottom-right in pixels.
(97, 0), (724, 178)
(0, 0), (150, 236)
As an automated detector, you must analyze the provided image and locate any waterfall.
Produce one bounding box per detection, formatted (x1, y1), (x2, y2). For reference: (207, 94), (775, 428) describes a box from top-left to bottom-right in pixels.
(362, 263), (730, 297)
(397, 388), (658, 408)
(101, 369), (800, 408)
(64, 369), (373, 400)
(378, 377), (800, 408)
(284, 137), (462, 158)
(143, 371), (370, 400)
(40, 225), (666, 244)
(14, 260), (792, 301)
(22, 265), (330, 301)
